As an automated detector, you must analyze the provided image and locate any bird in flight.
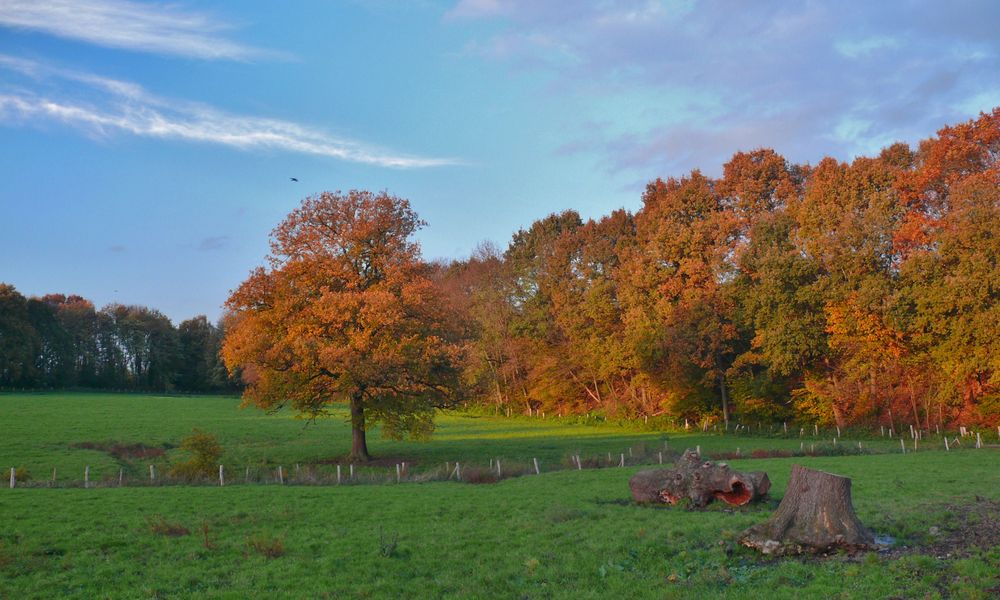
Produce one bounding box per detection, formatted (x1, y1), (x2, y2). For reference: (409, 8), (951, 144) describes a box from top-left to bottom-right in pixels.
(290, 177), (299, 182)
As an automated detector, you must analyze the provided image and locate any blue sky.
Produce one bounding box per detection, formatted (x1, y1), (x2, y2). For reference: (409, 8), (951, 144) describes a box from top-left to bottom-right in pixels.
(1, 0), (998, 323)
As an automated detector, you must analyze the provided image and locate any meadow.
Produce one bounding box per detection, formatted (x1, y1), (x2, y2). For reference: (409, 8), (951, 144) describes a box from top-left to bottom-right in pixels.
(1, 393), (997, 599)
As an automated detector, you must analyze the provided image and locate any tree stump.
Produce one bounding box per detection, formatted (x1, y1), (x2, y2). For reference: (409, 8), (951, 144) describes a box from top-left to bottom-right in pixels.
(740, 464), (874, 555)
(629, 449), (771, 508)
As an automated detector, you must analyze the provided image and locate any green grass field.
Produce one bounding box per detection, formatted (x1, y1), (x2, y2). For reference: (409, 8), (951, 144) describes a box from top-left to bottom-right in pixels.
(1, 393), (997, 599)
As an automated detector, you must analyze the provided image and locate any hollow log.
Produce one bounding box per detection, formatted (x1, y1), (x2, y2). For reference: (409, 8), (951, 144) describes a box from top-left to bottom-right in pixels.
(629, 449), (771, 508)
(740, 464), (874, 555)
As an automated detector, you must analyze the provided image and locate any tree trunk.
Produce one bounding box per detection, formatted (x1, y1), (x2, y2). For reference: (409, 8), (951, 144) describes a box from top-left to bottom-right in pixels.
(718, 373), (730, 429)
(629, 449), (770, 508)
(350, 392), (370, 461)
(740, 465), (874, 555)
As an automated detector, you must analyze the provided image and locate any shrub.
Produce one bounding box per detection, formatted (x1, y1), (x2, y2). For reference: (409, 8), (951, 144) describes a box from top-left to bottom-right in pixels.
(377, 526), (399, 558)
(169, 429), (223, 480)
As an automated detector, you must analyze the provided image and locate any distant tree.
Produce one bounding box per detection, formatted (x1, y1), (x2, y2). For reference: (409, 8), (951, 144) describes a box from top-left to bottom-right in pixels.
(100, 304), (180, 390)
(26, 297), (70, 386)
(0, 284), (38, 386)
(222, 190), (465, 460)
(177, 316), (215, 392)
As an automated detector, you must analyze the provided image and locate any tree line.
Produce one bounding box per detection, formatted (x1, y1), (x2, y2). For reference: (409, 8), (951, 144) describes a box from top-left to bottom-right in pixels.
(436, 109), (999, 430)
(3, 110), (996, 432)
(0, 287), (238, 393)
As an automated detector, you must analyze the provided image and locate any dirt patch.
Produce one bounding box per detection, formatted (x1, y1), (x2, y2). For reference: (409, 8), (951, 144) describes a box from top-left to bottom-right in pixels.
(71, 441), (169, 460)
(147, 516), (189, 537)
(881, 497), (1000, 559)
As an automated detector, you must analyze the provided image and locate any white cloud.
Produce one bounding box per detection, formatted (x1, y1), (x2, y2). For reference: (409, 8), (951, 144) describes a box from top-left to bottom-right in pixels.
(0, 0), (277, 60)
(0, 56), (459, 168)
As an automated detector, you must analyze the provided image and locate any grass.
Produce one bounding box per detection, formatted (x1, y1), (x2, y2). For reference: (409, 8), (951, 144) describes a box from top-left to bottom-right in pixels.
(0, 392), (927, 485)
(0, 392), (997, 598)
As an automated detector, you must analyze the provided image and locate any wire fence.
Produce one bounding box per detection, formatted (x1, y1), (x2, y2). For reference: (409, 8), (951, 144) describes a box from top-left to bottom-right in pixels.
(5, 427), (995, 490)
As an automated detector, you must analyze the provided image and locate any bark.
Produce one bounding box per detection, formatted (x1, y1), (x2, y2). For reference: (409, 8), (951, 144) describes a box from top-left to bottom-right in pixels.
(350, 392), (370, 461)
(740, 464), (874, 555)
(629, 449), (771, 508)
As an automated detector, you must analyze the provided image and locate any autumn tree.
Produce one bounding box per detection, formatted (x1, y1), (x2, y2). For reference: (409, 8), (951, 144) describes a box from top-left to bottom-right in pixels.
(620, 172), (741, 425)
(221, 190), (464, 460)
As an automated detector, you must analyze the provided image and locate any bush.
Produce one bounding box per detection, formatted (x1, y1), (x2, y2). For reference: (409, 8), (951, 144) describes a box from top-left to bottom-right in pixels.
(169, 429), (223, 480)
(377, 526), (399, 558)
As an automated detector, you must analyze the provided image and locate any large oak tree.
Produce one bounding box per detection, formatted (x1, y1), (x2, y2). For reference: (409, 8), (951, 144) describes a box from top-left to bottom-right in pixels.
(222, 190), (464, 460)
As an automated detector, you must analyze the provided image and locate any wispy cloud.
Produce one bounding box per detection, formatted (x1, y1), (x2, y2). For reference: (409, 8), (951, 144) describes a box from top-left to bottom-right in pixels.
(0, 0), (277, 60)
(0, 55), (459, 168)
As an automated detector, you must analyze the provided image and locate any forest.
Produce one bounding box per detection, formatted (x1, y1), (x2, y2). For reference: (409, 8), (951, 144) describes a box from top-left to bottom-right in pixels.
(0, 290), (236, 393)
(435, 109), (999, 430)
(2, 109), (997, 430)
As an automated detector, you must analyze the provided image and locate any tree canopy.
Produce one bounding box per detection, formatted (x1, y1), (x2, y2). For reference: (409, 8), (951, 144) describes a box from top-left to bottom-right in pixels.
(222, 190), (465, 460)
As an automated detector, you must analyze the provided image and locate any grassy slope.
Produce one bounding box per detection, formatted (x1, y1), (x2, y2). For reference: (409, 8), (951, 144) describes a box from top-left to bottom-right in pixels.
(1, 393), (997, 599)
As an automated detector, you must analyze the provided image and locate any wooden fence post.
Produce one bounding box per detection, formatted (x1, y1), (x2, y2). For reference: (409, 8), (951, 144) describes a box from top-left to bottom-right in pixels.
(9, 467), (13, 489)
(495, 459), (501, 478)
(337, 465), (342, 484)
(944, 437), (950, 451)
(84, 466), (90, 488)
(219, 465), (224, 487)
(350, 464), (354, 480)
(395, 463), (401, 482)
(619, 453), (625, 467)
(119, 469), (124, 487)
(278, 466), (284, 484)
(533, 458), (540, 475)
(900, 439), (905, 454)
(658, 452), (663, 464)
(150, 464), (155, 482)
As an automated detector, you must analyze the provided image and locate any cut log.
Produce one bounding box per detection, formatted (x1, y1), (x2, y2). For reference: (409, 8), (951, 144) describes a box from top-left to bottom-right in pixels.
(629, 449), (770, 508)
(740, 464), (874, 555)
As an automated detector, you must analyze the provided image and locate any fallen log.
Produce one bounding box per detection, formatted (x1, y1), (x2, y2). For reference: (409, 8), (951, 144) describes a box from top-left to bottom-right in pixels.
(629, 449), (771, 508)
(740, 464), (874, 555)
